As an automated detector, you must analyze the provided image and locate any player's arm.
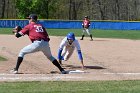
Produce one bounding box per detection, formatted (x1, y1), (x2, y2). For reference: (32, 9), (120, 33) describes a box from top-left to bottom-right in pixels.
(15, 29), (28, 38)
(58, 49), (63, 60)
(74, 41), (85, 69)
(77, 50), (85, 69)
(82, 21), (84, 28)
(88, 21), (91, 27)
(12, 26), (22, 38)
(13, 25), (29, 38)
(15, 32), (22, 38)
(57, 40), (66, 61)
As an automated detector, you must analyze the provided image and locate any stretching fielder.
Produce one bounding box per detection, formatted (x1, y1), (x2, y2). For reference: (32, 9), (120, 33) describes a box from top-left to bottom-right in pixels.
(10, 14), (67, 74)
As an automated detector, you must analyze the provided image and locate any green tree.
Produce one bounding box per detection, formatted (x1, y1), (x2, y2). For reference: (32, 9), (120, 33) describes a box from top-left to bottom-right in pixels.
(15, 0), (57, 19)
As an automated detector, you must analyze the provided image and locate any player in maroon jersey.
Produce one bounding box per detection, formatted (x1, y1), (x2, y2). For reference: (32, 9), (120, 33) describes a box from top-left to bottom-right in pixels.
(10, 14), (67, 74)
(80, 16), (93, 41)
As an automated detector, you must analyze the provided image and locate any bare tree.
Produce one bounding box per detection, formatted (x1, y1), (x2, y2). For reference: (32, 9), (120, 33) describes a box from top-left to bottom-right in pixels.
(69, 0), (82, 20)
(0, 0), (5, 18)
(1, 0), (140, 20)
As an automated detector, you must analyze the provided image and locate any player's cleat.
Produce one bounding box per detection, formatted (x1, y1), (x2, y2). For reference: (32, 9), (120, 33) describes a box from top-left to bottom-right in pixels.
(90, 39), (93, 41)
(10, 68), (18, 74)
(61, 70), (69, 74)
(80, 38), (83, 40)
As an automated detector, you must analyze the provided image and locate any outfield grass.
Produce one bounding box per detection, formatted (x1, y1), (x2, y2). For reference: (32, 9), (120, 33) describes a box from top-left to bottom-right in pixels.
(1, 28), (140, 39)
(0, 81), (139, 93)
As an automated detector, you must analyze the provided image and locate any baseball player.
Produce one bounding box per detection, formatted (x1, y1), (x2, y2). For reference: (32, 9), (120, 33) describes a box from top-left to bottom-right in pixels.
(80, 16), (93, 41)
(58, 32), (84, 69)
(10, 14), (67, 74)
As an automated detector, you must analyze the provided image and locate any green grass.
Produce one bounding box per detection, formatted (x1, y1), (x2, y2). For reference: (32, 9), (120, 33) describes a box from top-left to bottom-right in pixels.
(0, 28), (13, 35)
(0, 56), (7, 61)
(0, 81), (140, 93)
(1, 28), (140, 39)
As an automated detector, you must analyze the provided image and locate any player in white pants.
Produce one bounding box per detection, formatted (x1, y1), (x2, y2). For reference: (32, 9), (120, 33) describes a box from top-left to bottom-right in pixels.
(80, 16), (93, 41)
(58, 32), (84, 69)
(10, 14), (67, 74)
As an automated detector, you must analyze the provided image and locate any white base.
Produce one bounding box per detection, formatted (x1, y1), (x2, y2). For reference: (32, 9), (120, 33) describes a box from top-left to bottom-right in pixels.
(68, 70), (85, 74)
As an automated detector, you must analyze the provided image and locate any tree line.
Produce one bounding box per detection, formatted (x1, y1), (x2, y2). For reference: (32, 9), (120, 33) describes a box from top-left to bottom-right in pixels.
(0, 0), (140, 21)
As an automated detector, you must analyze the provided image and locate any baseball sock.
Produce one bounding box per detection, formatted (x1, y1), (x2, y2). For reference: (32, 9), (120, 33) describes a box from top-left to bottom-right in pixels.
(81, 35), (84, 40)
(15, 57), (23, 71)
(52, 59), (64, 72)
(90, 34), (93, 40)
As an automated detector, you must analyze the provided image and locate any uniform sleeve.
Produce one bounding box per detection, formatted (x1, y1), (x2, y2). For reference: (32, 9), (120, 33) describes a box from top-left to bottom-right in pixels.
(57, 38), (66, 60)
(87, 20), (90, 28)
(74, 40), (83, 60)
(19, 25), (29, 35)
(82, 20), (84, 28)
(78, 50), (83, 60)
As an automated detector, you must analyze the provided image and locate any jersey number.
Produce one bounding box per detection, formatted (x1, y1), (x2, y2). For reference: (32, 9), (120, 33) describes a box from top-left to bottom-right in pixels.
(35, 26), (44, 32)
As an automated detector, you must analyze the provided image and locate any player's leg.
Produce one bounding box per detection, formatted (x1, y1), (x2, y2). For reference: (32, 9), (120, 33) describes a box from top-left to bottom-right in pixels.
(86, 28), (93, 41)
(11, 41), (42, 73)
(63, 46), (75, 61)
(59, 46), (67, 64)
(80, 28), (85, 40)
(41, 41), (66, 73)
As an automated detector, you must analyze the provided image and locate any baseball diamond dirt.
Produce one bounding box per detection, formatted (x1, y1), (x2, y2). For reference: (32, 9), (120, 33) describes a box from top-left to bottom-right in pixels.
(0, 35), (140, 81)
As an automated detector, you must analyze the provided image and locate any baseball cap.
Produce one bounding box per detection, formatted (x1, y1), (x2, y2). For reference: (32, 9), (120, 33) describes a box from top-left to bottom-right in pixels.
(85, 16), (88, 18)
(26, 14), (38, 20)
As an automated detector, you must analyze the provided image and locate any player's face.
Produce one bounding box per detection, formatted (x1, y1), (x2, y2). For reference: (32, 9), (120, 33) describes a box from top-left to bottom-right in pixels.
(28, 18), (32, 23)
(85, 18), (88, 20)
(67, 39), (73, 44)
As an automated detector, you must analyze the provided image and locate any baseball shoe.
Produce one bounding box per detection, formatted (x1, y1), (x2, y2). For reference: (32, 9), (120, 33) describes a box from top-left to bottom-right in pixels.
(80, 38), (83, 40)
(61, 70), (69, 74)
(10, 68), (18, 74)
(90, 39), (93, 41)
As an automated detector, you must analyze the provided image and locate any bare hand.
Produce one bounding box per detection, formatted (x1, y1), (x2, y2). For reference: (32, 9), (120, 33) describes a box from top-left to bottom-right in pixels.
(81, 66), (86, 70)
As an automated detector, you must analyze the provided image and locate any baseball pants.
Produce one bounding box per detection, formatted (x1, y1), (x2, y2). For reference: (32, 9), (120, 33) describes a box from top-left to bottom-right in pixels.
(82, 28), (91, 35)
(18, 40), (55, 62)
(61, 46), (75, 61)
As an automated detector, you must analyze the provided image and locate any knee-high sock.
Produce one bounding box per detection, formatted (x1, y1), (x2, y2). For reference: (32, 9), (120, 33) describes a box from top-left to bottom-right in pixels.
(52, 59), (64, 71)
(15, 57), (23, 71)
(90, 34), (93, 39)
(81, 35), (85, 39)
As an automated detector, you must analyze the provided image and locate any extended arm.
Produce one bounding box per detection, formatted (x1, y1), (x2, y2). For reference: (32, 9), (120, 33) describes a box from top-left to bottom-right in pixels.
(78, 50), (84, 69)
(12, 26), (22, 38)
(15, 32), (22, 38)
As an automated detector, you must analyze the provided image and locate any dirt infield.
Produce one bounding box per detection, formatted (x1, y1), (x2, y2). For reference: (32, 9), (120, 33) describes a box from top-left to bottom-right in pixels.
(0, 35), (140, 81)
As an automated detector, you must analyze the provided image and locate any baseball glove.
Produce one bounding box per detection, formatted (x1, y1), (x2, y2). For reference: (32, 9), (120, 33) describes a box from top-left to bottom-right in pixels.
(84, 25), (89, 28)
(12, 26), (22, 33)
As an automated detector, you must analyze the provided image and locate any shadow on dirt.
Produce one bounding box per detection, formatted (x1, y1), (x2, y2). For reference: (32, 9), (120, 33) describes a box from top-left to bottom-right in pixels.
(85, 66), (105, 69)
(62, 64), (105, 70)
(93, 40), (109, 42)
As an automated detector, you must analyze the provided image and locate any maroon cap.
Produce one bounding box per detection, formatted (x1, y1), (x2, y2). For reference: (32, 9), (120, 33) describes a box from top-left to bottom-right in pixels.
(26, 14), (38, 20)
